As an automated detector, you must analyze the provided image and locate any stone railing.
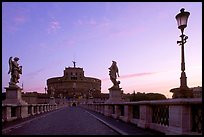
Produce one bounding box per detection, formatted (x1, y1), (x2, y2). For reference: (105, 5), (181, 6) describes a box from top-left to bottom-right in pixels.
(81, 98), (202, 135)
(2, 103), (66, 123)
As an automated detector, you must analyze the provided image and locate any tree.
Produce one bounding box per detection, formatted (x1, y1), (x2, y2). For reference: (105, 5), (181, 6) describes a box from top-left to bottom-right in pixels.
(129, 92), (166, 101)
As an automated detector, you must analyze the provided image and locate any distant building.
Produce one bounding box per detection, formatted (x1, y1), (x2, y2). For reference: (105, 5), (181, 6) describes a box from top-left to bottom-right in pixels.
(46, 62), (101, 99)
(21, 91), (68, 105)
(22, 92), (50, 104)
(191, 86), (202, 98)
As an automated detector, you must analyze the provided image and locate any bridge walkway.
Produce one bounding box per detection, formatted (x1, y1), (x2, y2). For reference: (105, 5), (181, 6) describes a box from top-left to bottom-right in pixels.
(2, 106), (164, 135)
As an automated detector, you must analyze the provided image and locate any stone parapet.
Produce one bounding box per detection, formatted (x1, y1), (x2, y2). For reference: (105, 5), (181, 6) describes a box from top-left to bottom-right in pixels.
(81, 98), (202, 135)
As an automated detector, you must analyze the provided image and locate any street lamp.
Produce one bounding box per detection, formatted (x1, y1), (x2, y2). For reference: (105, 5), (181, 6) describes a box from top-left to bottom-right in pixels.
(44, 87), (47, 94)
(73, 83), (76, 98)
(176, 8), (190, 89)
(170, 8), (193, 98)
(175, 8), (190, 33)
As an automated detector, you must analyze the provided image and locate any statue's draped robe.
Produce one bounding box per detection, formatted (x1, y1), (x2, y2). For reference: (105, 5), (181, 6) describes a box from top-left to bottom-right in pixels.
(109, 64), (119, 86)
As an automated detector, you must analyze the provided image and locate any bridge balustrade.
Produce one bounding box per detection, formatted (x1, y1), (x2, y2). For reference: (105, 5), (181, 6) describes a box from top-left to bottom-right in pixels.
(2, 103), (62, 123)
(28, 105), (32, 116)
(81, 98), (202, 135)
(191, 104), (202, 133)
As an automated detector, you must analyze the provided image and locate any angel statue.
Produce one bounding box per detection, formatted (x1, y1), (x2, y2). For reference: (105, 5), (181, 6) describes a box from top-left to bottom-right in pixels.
(109, 61), (120, 88)
(8, 57), (22, 86)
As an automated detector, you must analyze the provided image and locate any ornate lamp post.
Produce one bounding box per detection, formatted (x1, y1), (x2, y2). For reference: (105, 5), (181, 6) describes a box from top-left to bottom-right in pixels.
(44, 86), (47, 94)
(170, 8), (193, 98)
(73, 82), (76, 98)
(176, 8), (190, 89)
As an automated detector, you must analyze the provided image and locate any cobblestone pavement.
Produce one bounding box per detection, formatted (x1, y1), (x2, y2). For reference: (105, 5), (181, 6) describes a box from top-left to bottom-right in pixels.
(2, 106), (119, 135)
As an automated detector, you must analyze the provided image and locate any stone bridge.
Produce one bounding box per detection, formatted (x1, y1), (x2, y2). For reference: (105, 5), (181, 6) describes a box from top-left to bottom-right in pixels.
(2, 98), (202, 135)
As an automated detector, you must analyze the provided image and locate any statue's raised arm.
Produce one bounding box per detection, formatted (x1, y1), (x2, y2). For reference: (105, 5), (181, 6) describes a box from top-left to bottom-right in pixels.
(8, 57), (22, 87)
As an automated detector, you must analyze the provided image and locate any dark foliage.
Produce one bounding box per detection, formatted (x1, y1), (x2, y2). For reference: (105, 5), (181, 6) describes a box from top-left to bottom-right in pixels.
(130, 92), (166, 101)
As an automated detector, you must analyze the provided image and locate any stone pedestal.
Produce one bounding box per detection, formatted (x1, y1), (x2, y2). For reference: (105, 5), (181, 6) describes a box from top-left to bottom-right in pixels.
(59, 101), (63, 105)
(105, 87), (123, 104)
(49, 97), (57, 105)
(3, 86), (28, 105)
(59, 98), (64, 106)
(170, 87), (193, 99)
(3, 86), (28, 119)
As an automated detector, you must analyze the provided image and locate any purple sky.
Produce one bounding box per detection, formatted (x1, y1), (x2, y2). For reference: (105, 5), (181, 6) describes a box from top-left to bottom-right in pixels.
(2, 2), (202, 98)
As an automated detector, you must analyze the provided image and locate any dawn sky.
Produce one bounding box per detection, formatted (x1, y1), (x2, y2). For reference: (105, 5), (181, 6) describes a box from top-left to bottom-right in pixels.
(2, 2), (202, 98)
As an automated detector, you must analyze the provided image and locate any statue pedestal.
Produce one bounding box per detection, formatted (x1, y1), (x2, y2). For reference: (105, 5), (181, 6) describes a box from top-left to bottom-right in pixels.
(59, 98), (64, 106)
(3, 86), (28, 105)
(49, 97), (57, 105)
(170, 87), (193, 99)
(3, 86), (28, 119)
(105, 87), (123, 104)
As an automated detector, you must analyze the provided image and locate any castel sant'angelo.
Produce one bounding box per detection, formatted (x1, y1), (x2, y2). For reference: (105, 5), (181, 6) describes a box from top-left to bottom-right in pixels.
(47, 61), (101, 99)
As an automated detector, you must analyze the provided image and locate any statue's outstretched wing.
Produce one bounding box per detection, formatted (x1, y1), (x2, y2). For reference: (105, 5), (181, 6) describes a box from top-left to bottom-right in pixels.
(8, 57), (13, 74)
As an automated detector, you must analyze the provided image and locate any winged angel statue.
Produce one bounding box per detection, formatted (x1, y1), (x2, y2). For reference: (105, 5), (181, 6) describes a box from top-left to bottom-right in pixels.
(8, 57), (22, 86)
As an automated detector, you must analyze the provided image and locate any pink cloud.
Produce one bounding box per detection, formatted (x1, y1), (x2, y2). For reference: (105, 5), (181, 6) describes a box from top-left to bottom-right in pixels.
(74, 17), (111, 28)
(63, 39), (76, 48)
(47, 20), (61, 33)
(14, 15), (26, 24)
(109, 25), (146, 38)
(25, 68), (46, 79)
(3, 14), (27, 33)
(119, 72), (157, 79)
(3, 6), (30, 33)
(76, 19), (83, 25)
(88, 18), (97, 26)
(24, 86), (45, 93)
(101, 72), (157, 81)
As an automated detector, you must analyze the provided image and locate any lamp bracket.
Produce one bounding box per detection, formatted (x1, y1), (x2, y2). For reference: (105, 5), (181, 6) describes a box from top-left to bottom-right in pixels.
(177, 41), (182, 45)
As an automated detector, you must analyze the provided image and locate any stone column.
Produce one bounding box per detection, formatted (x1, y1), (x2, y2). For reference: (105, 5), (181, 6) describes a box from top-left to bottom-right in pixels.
(123, 105), (133, 122)
(100, 105), (104, 114)
(47, 105), (50, 111)
(30, 105), (34, 115)
(137, 105), (152, 129)
(40, 105), (44, 113)
(100, 105), (103, 113)
(104, 105), (112, 116)
(54, 104), (58, 110)
(44, 105), (47, 112)
(48, 105), (51, 111)
(112, 105), (120, 119)
(20, 105), (28, 118)
(167, 104), (192, 135)
(36, 105), (40, 114)
(34, 105), (37, 114)
(45, 105), (48, 111)
(4, 106), (12, 121)
(16, 106), (22, 119)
